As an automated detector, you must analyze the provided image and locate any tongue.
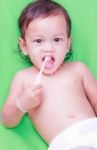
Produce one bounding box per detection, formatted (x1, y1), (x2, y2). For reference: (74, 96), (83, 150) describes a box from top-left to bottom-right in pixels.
(45, 56), (54, 68)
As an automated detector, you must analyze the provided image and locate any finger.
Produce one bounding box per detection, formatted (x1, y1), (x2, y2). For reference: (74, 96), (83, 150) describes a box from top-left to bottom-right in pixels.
(31, 84), (43, 92)
(34, 89), (43, 96)
(23, 83), (32, 90)
(34, 96), (42, 106)
(34, 83), (43, 89)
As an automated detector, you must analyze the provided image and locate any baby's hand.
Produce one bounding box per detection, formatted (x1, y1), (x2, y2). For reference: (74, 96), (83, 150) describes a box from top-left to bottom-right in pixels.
(16, 84), (43, 112)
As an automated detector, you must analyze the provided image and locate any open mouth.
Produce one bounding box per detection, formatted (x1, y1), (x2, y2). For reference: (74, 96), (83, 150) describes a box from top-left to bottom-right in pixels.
(42, 56), (55, 69)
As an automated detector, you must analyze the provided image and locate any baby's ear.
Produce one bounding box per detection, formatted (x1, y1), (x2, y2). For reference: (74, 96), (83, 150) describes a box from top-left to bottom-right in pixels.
(67, 36), (72, 51)
(18, 37), (28, 55)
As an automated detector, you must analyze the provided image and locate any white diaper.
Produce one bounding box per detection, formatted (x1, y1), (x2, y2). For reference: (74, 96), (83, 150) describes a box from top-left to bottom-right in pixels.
(48, 118), (97, 150)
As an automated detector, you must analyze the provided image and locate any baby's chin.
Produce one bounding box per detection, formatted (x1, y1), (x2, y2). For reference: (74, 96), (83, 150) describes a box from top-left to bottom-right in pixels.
(43, 62), (64, 76)
(42, 67), (58, 76)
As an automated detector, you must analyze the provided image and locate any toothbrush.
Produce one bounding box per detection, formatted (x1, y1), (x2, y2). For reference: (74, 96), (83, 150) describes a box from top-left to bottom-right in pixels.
(35, 57), (49, 84)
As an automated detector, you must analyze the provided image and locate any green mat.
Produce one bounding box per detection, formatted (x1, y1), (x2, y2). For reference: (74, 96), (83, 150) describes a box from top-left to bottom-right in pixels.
(0, 0), (97, 149)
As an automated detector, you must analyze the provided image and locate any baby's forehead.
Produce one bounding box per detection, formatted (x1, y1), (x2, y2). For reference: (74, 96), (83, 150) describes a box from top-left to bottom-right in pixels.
(26, 15), (67, 33)
(27, 14), (67, 28)
(30, 13), (67, 23)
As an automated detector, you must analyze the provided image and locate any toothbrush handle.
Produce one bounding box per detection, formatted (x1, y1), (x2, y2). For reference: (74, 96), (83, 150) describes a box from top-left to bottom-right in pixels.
(35, 73), (42, 84)
(35, 59), (47, 84)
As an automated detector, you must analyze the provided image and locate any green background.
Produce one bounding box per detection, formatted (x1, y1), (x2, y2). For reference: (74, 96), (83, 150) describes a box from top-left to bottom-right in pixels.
(0, 0), (97, 149)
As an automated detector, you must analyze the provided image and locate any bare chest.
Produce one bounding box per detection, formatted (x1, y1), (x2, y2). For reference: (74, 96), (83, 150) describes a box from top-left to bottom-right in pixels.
(30, 76), (89, 118)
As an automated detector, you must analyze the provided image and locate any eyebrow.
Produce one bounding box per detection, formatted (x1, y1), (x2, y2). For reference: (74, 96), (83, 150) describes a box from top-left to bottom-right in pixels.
(53, 33), (66, 37)
(30, 34), (44, 38)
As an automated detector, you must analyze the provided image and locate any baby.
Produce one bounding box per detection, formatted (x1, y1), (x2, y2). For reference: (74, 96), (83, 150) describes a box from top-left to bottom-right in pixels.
(2, 0), (97, 150)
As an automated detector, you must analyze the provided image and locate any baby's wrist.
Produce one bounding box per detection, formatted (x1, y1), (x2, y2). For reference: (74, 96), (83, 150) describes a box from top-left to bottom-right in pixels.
(16, 98), (28, 113)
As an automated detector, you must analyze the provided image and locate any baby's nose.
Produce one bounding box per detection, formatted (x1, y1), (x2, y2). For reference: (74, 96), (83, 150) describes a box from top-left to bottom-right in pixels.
(43, 41), (54, 52)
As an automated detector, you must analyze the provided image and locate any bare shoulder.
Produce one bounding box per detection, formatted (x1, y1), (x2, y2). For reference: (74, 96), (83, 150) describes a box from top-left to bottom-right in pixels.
(10, 66), (35, 88)
(67, 61), (87, 68)
(64, 61), (91, 79)
(14, 66), (35, 80)
(64, 61), (97, 85)
(72, 61), (92, 75)
(65, 61), (89, 72)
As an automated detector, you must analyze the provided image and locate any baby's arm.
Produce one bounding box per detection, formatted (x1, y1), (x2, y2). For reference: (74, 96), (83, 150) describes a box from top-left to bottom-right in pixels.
(2, 71), (43, 128)
(78, 62), (97, 115)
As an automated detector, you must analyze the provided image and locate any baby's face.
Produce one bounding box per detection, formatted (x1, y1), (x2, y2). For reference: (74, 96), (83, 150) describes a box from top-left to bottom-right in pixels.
(20, 15), (71, 75)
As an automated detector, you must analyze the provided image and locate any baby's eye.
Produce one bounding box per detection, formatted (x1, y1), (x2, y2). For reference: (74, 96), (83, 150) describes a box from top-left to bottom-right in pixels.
(34, 39), (42, 43)
(54, 38), (62, 42)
